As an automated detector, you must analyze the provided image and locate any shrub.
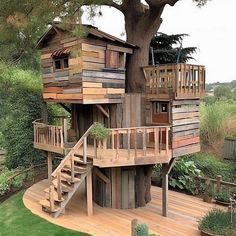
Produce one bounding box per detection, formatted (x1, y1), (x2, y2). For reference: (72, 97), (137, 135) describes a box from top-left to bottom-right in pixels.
(153, 159), (201, 194)
(90, 122), (110, 140)
(215, 192), (231, 203)
(0, 64), (45, 168)
(187, 153), (236, 182)
(135, 223), (149, 236)
(0, 167), (13, 195)
(199, 209), (236, 236)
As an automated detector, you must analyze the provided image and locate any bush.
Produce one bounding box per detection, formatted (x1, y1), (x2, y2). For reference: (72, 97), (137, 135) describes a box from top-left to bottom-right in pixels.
(90, 122), (110, 140)
(0, 167), (13, 195)
(188, 153), (236, 182)
(0, 64), (45, 168)
(153, 159), (201, 194)
(135, 223), (149, 236)
(199, 209), (236, 236)
(215, 192), (231, 203)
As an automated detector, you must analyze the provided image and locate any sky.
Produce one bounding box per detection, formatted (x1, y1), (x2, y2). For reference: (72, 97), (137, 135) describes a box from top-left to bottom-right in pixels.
(82, 0), (236, 83)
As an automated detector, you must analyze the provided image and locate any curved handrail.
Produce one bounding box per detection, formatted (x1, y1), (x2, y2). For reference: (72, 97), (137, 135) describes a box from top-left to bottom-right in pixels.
(51, 124), (94, 178)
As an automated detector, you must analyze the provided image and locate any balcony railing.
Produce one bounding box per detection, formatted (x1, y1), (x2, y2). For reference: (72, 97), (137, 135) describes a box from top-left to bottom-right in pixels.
(143, 63), (205, 99)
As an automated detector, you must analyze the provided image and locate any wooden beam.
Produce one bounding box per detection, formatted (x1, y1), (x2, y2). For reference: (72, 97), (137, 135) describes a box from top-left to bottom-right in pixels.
(162, 158), (176, 217)
(162, 163), (169, 217)
(96, 104), (109, 118)
(47, 152), (53, 181)
(86, 170), (93, 216)
(93, 167), (111, 184)
(59, 103), (71, 113)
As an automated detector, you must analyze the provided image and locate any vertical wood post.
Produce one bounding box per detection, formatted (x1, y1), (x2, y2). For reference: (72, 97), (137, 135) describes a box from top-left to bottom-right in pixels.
(162, 163), (169, 217)
(131, 219), (138, 236)
(49, 185), (55, 212)
(47, 152), (53, 181)
(216, 175), (222, 193)
(86, 170), (93, 216)
(63, 118), (68, 144)
(83, 136), (87, 163)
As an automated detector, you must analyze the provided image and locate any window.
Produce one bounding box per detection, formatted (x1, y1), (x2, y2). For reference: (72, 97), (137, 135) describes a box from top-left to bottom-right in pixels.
(53, 56), (69, 71)
(151, 102), (169, 124)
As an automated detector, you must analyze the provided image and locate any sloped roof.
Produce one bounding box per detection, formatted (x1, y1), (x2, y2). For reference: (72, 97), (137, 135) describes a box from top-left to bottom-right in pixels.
(36, 21), (136, 49)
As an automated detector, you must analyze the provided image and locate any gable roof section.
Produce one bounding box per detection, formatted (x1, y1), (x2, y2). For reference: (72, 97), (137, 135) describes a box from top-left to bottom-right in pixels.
(36, 22), (136, 49)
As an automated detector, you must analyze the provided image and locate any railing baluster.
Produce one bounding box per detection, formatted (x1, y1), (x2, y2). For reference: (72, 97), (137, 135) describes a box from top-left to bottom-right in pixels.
(112, 130), (115, 160)
(154, 128), (158, 156)
(134, 129), (137, 158)
(71, 155), (74, 182)
(83, 136), (87, 163)
(116, 130), (119, 159)
(127, 129), (131, 160)
(57, 172), (62, 201)
(49, 185), (55, 212)
(165, 128), (169, 155)
(160, 127), (162, 153)
(143, 128), (147, 157)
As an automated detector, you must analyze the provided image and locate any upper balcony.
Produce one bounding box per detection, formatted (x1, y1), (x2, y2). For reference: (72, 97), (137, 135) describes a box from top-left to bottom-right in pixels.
(143, 63), (205, 100)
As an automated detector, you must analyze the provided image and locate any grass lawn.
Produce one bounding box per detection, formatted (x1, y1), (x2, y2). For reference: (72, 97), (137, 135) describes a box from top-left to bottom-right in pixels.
(0, 191), (90, 236)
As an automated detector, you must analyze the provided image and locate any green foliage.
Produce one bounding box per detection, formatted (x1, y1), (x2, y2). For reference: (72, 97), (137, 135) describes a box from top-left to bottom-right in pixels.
(153, 159), (201, 194)
(169, 159), (201, 194)
(0, 64), (45, 168)
(200, 100), (236, 146)
(214, 85), (233, 100)
(0, 191), (90, 236)
(0, 167), (13, 195)
(188, 153), (236, 182)
(215, 192), (231, 203)
(90, 122), (110, 140)
(150, 33), (197, 64)
(199, 209), (236, 236)
(135, 223), (149, 236)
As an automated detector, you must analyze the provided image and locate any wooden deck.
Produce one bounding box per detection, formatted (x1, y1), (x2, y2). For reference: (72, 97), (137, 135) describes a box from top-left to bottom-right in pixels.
(23, 179), (223, 236)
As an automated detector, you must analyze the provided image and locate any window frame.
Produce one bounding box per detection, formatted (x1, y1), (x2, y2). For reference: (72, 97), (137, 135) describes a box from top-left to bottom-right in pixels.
(53, 55), (69, 71)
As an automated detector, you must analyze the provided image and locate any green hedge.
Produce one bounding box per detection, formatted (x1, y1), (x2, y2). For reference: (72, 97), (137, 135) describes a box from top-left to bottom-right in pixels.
(0, 64), (44, 168)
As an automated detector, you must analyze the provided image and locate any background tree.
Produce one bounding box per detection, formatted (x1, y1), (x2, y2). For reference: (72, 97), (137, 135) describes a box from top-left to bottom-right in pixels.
(0, 0), (209, 89)
(149, 33), (197, 64)
(214, 85), (233, 100)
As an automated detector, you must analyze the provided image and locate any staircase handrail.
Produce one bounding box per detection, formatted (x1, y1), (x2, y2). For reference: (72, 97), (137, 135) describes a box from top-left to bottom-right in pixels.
(51, 124), (94, 178)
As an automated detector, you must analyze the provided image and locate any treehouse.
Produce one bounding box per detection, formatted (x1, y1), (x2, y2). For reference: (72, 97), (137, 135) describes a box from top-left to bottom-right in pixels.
(31, 22), (206, 220)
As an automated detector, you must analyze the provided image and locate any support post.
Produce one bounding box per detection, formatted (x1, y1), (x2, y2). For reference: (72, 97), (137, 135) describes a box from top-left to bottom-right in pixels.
(131, 219), (138, 236)
(47, 152), (53, 181)
(162, 163), (169, 217)
(86, 170), (93, 216)
(216, 175), (222, 193)
(162, 158), (176, 217)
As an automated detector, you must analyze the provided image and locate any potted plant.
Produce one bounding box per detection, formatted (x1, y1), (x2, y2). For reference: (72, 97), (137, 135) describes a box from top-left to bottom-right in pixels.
(214, 191), (231, 206)
(199, 209), (236, 236)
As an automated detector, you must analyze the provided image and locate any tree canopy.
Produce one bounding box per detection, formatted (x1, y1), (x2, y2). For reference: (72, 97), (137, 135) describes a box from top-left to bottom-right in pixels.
(149, 33), (197, 64)
(0, 0), (210, 91)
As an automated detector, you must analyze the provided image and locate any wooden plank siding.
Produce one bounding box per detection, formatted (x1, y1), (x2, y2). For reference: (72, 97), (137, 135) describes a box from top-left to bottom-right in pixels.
(40, 30), (130, 104)
(171, 99), (201, 157)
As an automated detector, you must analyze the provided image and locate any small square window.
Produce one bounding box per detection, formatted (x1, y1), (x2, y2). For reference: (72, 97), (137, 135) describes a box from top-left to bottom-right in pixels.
(55, 60), (61, 70)
(63, 58), (69, 68)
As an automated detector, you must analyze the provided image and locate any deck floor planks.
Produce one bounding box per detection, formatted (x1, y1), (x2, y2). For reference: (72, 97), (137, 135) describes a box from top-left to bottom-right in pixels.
(23, 179), (223, 236)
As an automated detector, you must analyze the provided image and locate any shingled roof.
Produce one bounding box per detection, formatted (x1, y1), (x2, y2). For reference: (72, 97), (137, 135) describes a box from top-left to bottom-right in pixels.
(36, 21), (136, 49)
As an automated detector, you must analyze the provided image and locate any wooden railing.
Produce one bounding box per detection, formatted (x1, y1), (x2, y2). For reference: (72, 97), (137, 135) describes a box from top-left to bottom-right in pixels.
(33, 120), (64, 148)
(143, 63), (205, 99)
(96, 126), (171, 161)
(195, 175), (236, 194)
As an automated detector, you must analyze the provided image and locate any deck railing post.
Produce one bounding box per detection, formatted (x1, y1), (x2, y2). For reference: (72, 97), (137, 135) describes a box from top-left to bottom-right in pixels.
(71, 155), (75, 182)
(57, 171), (62, 201)
(216, 175), (222, 193)
(83, 136), (87, 163)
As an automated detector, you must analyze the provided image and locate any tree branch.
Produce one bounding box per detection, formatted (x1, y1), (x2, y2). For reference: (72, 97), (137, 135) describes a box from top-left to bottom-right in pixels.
(145, 0), (179, 8)
(81, 0), (124, 12)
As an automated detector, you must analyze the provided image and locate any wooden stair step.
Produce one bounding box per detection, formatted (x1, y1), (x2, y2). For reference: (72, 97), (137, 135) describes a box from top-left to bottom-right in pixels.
(63, 165), (87, 174)
(61, 172), (81, 183)
(52, 179), (74, 192)
(74, 151), (94, 159)
(39, 199), (61, 213)
(44, 188), (65, 202)
(73, 156), (93, 164)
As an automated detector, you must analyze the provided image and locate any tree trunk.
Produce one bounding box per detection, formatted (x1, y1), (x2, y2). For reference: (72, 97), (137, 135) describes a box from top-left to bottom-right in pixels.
(135, 165), (153, 207)
(125, 10), (162, 93)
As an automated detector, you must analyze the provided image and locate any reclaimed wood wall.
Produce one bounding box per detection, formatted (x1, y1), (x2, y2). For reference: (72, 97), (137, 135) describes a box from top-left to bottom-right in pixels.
(41, 31), (128, 104)
(172, 99), (201, 157)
